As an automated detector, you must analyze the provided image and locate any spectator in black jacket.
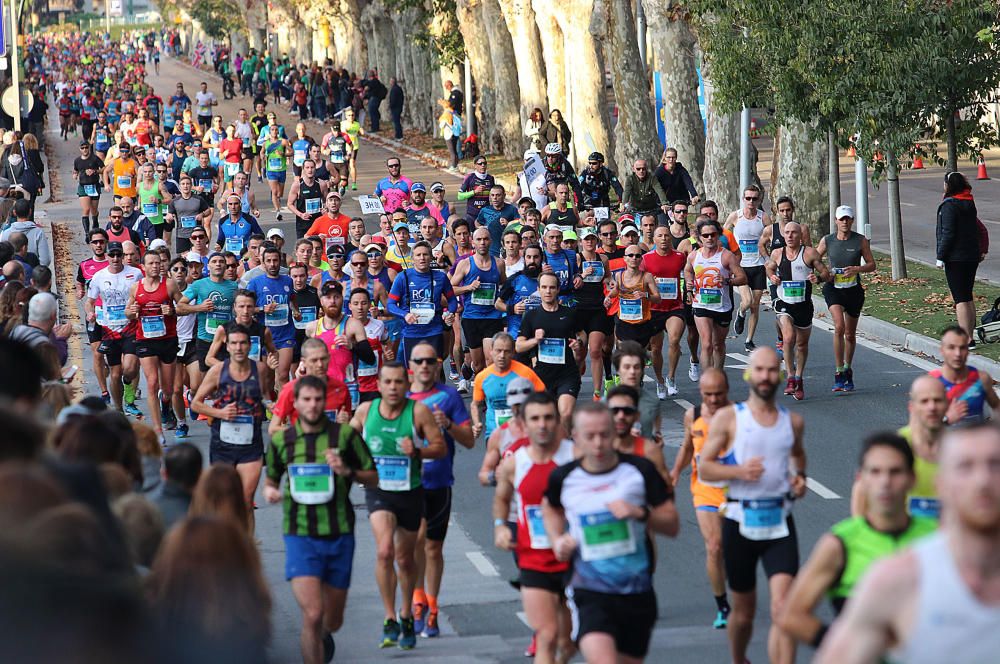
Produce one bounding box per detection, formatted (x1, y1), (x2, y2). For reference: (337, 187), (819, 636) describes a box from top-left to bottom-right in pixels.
(388, 77), (405, 140)
(363, 71), (386, 132)
(937, 171), (982, 338)
(653, 147), (699, 206)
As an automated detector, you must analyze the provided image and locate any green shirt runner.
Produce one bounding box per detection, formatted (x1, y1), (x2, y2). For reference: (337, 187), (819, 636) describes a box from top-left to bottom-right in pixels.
(363, 398), (422, 492)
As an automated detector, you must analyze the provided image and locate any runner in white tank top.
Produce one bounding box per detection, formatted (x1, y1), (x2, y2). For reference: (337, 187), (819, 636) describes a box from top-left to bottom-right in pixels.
(732, 208), (768, 351)
(817, 424), (1000, 664)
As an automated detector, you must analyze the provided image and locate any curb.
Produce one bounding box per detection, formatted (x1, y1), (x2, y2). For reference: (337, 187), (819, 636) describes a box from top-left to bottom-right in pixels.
(811, 294), (1000, 377)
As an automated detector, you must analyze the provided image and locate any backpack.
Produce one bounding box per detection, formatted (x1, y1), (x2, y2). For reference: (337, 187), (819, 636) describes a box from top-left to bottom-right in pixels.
(976, 296), (1000, 343)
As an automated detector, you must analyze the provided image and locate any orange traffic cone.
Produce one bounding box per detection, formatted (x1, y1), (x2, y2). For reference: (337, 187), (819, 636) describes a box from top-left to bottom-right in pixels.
(847, 144), (856, 157)
(912, 145), (924, 169)
(749, 118), (758, 137)
(978, 156), (990, 180)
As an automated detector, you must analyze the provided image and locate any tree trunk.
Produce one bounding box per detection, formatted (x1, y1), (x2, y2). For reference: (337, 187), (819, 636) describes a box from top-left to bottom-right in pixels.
(643, 1), (705, 192)
(773, 119), (829, 242)
(531, 0), (565, 115)
(327, 0), (367, 72)
(551, 1), (614, 170)
(497, 0), (547, 125)
(946, 111), (958, 173)
(703, 111), (741, 218)
(481, 0), (524, 158)
(602, 0), (658, 174)
(361, 2), (395, 81)
(456, 0), (497, 146)
(886, 152), (907, 279)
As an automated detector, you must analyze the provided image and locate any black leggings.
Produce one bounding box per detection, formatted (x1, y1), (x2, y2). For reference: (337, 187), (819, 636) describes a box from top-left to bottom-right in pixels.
(945, 260), (978, 304)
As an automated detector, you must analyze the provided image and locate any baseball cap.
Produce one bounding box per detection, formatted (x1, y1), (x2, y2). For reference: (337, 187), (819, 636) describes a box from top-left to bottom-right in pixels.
(184, 251), (203, 263)
(107, 241), (124, 255)
(148, 238), (167, 251)
(328, 190), (342, 199)
(326, 244), (346, 259)
(563, 230), (578, 241)
(505, 376), (536, 406)
(620, 224), (640, 236)
(430, 181), (445, 193)
(393, 221), (409, 232)
(835, 205), (855, 219)
(320, 280), (343, 295)
(363, 243), (384, 253)
(411, 182), (426, 193)
(579, 227), (598, 240)
(266, 227), (285, 239)
(79, 140), (91, 148)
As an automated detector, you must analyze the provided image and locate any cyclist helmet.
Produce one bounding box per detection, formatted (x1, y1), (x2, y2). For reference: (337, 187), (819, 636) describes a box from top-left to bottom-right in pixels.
(544, 143), (562, 155)
(588, 151), (605, 163)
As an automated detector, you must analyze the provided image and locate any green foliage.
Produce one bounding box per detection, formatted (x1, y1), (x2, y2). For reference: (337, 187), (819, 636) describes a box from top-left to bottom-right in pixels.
(691, 0), (1000, 180)
(387, 0), (465, 69)
(187, 0), (244, 41)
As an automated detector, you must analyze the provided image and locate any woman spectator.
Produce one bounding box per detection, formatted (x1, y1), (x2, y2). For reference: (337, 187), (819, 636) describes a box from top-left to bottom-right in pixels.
(539, 109), (572, 155)
(524, 107), (545, 152)
(0, 281), (25, 330)
(937, 171), (982, 341)
(438, 99), (461, 170)
(147, 516), (271, 664)
(132, 422), (163, 494)
(189, 464), (250, 533)
(4, 285), (36, 335)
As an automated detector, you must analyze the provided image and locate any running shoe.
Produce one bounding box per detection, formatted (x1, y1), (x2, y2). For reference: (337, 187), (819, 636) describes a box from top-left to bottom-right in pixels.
(398, 616), (416, 650)
(593, 391), (602, 401)
(413, 602), (427, 635)
(175, 422), (189, 440)
(352, 183), (357, 191)
(101, 391), (111, 406)
(456, 378), (469, 394)
(734, 310), (746, 335)
(666, 378), (678, 396)
(688, 362), (700, 383)
(784, 376), (796, 396)
(713, 610), (728, 629)
(524, 633), (537, 657)
(123, 402), (143, 417)
(843, 368), (855, 392)
(322, 633), (335, 662)
(744, 340), (756, 352)
(832, 372), (845, 392)
(656, 381), (667, 401)
(422, 611), (440, 638)
(793, 377), (805, 401)
(380, 618), (400, 648)
(603, 378), (616, 395)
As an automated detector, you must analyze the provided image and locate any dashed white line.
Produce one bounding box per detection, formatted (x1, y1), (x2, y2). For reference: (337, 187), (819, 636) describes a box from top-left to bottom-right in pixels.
(807, 477), (842, 499)
(516, 611), (531, 628)
(465, 551), (500, 577)
(673, 398), (695, 410)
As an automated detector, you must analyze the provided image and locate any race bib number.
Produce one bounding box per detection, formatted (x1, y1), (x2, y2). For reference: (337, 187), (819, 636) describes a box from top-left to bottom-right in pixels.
(293, 149), (307, 166)
(205, 310), (230, 334)
(582, 261), (605, 283)
(304, 198), (322, 214)
(908, 496), (940, 520)
(525, 505), (549, 549)
(288, 464), (334, 505)
(140, 315), (166, 338)
(96, 131), (108, 144)
(578, 510), (637, 561)
(359, 195), (386, 215)
(738, 238), (759, 254)
(225, 236), (244, 254)
(833, 267), (855, 289)
(84, 184), (98, 197)
(739, 497), (789, 541)
(494, 407), (512, 429)
(619, 297), (643, 322)
(593, 207), (609, 221)
(374, 455), (411, 491)
(779, 281), (806, 304)
(470, 283), (497, 307)
(116, 175), (132, 189)
(357, 350), (380, 377)
(198, 178), (213, 191)
(267, 157), (283, 171)
(325, 236), (346, 249)
(225, 162), (241, 178)
(219, 414), (255, 445)
(697, 287), (722, 307)
(655, 277), (678, 300)
(180, 215), (197, 229)
(294, 306), (317, 330)
(411, 302), (435, 325)
(105, 304), (128, 326)
(142, 202), (158, 215)
(265, 303), (289, 327)
(538, 338), (566, 365)
(249, 335), (261, 362)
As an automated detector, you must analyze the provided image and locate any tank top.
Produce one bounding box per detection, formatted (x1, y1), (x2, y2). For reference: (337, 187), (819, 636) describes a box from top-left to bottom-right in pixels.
(316, 315), (356, 386)
(546, 202), (578, 227)
(357, 318), (385, 393)
(462, 255), (503, 319)
(725, 402), (794, 530)
(769, 222), (786, 251)
(363, 398), (422, 491)
(112, 158), (137, 196)
(734, 210), (766, 267)
(106, 225), (132, 245)
(692, 248), (732, 312)
(929, 367), (987, 425)
(670, 231), (688, 251)
(263, 139), (286, 173)
(544, 249), (577, 297)
(899, 426), (941, 519)
(776, 246), (812, 304)
(514, 440), (575, 573)
(576, 252), (606, 309)
(296, 178), (323, 220)
(691, 406), (728, 491)
(889, 533), (1000, 664)
(216, 318), (265, 362)
(138, 181), (162, 223)
(824, 231), (865, 289)
(134, 278), (177, 341)
(642, 249), (686, 312)
(210, 359), (264, 449)
(616, 271), (651, 325)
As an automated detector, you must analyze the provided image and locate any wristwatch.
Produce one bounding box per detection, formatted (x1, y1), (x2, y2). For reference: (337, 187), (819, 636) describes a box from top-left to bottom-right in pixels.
(493, 518), (506, 528)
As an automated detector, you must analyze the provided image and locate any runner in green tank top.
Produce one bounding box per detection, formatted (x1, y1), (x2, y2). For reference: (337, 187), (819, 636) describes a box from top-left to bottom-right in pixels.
(350, 362), (447, 650)
(777, 432), (937, 649)
(137, 163), (166, 228)
(340, 107), (363, 190)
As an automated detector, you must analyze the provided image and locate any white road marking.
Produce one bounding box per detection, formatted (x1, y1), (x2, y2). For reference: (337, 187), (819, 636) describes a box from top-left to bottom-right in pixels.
(516, 611), (531, 628)
(466, 551), (500, 577)
(673, 398), (695, 410)
(807, 477), (842, 499)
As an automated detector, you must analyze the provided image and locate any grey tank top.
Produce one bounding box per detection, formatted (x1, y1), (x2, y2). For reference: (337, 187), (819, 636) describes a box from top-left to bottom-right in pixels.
(824, 231), (864, 288)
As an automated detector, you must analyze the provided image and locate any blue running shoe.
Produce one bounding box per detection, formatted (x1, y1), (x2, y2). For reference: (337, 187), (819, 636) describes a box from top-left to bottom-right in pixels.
(123, 402), (143, 418)
(175, 422), (189, 440)
(413, 602), (427, 635)
(398, 616), (416, 650)
(380, 618), (400, 648)
(832, 372), (845, 392)
(713, 610), (728, 629)
(422, 611), (440, 638)
(843, 368), (855, 392)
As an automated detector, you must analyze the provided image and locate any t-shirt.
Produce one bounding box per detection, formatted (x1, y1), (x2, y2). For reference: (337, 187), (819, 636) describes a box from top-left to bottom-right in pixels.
(408, 383), (470, 489)
(518, 304), (583, 380)
(273, 376), (351, 424)
(305, 213), (351, 247)
(182, 278), (238, 342)
(247, 273), (296, 344)
(168, 195), (209, 240)
(87, 266), (144, 336)
(194, 90), (216, 116)
(74, 154), (105, 186)
(472, 361), (545, 439)
(374, 176), (413, 213)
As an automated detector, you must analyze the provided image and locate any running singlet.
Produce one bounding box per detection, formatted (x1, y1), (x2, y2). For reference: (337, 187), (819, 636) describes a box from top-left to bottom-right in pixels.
(734, 210), (766, 267)
(363, 398), (422, 491)
(209, 360), (265, 450)
(514, 440), (575, 572)
(690, 407), (727, 510)
(929, 367), (987, 425)
(899, 426), (941, 520)
(691, 249), (732, 312)
(461, 256), (503, 319)
(134, 279), (177, 341)
(776, 246), (812, 305)
(87, 266), (143, 337)
(823, 230), (865, 289)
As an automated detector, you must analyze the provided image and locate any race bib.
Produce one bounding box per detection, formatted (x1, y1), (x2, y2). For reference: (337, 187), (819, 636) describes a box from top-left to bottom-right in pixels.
(582, 261), (605, 283)
(779, 280), (806, 304)
(593, 207), (609, 221)
(249, 335), (261, 362)
(412, 302), (435, 325)
(304, 198), (321, 214)
(219, 414), (255, 445)
(265, 303), (289, 327)
(225, 236), (244, 254)
(142, 202), (158, 215)
(267, 157), (283, 171)
(180, 215), (197, 229)
(96, 131), (108, 144)
(224, 162), (240, 178)
(331, 153), (345, 164)
(494, 407), (512, 429)
(205, 310), (230, 334)
(140, 315), (166, 338)
(357, 350), (380, 377)
(525, 505), (549, 550)
(325, 236), (346, 248)
(833, 267), (855, 289)
(697, 287), (722, 306)
(374, 455), (411, 491)
(116, 175), (132, 189)
(198, 178), (213, 191)
(294, 306), (317, 330)
(578, 510), (637, 561)
(908, 496), (940, 520)
(95, 305), (106, 327)
(738, 497), (789, 541)
(619, 297), (643, 322)
(293, 149), (306, 166)
(288, 463), (334, 505)
(655, 277), (678, 300)
(84, 184), (98, 197)
(738, 238), (758, 254)
(470, 283), (497, 306)
(105, 304), (128, 325)
(538, 338), (566, 365)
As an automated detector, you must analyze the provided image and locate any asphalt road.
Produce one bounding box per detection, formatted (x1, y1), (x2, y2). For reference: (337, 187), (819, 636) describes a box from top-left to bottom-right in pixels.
(44, 56), (941, 663)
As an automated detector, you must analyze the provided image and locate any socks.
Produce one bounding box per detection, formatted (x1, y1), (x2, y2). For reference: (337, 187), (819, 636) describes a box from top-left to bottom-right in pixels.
(412, 587), (427, 608)
(91, 215), (100, 230)
(427, 594), (438, 614)
(714, 593), (731, 616)
(602, 355), (613, 377)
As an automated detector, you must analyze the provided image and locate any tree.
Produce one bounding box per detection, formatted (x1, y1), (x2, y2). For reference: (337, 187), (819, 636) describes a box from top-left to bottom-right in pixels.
(188, 0), (244, 42)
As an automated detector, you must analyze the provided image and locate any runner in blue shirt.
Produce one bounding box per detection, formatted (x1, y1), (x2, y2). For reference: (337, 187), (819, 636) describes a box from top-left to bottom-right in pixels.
(216, 194), (264, 255)
(177, 252), (237, 375)
(475, 185), (520, 258)
(246, 245), (299, 393)
(497, 244), (543, 340)
(387, 241), (458, 363)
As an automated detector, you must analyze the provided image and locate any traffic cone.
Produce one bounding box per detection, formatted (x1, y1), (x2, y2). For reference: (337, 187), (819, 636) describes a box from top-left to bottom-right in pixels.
(912, 145), (924, 169)
(847, 144), (856, 158)
(978, 156), (990, 180)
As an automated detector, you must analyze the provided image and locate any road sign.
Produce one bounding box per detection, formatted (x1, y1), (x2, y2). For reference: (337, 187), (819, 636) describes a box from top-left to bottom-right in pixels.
(1, 85), (32, 118)
(358, 195), (385, 216)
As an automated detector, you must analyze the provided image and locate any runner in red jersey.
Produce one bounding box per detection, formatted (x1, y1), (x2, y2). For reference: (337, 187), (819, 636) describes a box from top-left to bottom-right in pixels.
(77, 228), (111, 403)
(642, 225), (690, 398)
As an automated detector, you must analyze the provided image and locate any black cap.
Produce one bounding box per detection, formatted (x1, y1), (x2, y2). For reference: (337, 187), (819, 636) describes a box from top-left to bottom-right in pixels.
(320, 280), (343, 295)
(79, 141), (91, 148)
(107, 242), (124, 254)
(325, 244), (346, 259)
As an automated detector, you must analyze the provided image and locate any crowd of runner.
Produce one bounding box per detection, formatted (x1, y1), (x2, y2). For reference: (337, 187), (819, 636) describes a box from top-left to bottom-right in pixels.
(1, 28), (998, 664)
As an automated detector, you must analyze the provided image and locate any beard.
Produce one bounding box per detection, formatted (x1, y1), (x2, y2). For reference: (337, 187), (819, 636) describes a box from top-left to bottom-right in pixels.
(522, 264), (541, 279)
(751, 380), (777, 400)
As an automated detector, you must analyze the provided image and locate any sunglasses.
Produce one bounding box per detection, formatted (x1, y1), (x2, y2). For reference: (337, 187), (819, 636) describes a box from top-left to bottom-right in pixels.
(634, 167), (647, 171)
(610, 406), (637, 415)
(700, 232), (718, 239)
(411, 357), (437, 365)
(108, 252), (124, 258)
(600, 232), (617, 237)
(350, 261), (367, 267)
(387, 163), (401, 168)
(625, 253), (642, 258)
(90, 239), (106, 245)
(191, 235), (207, 241)
(508, 387), (533, 396)
(744, 196), (759, 201)
(170, 266), (187, 272)
(366, 251), (382, 258)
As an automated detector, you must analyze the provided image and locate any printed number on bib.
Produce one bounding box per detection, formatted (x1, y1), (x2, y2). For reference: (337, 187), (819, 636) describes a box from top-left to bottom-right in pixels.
(411, 302), (435, 325)
(779, 281), (806, 304)
(655, 277), (678, 300)
(288, 464), (334, 504)
(833, 268), (855, 289)
(357, 350), (380, 377)
(141, 315), (166, 338)
(374, 455), (411, 491)
(578, 510), (637, 561)
(105, 304), (128, 325)
(116, 176), (132, 189)
(538, 338), (566, 364)
(249, 335), (261, 362)
(220, 414), (255, 445)
(619, 297), (643, 322)
(225, 237), (244, 254)
(265, 303), (289, 327)
(582, 261), (605, 283)
(142, 202), (158, 216)
(739, 497), (789, 541)
(293, 306), (317, 330)
(180, 215), (197, 229)
(494, 407), (512, 429)
(84, 184), (99, 197)
(697, 287), (722, 306)
(205, 311), (231, 334)
(304, 198), (321, 214)
(738, 238), (759, 254)
(470, 283), (497, 306)
(267, 157), (283, 171)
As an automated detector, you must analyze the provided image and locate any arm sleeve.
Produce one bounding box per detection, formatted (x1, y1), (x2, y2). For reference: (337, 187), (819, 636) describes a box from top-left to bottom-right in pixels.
(448, 391), (471, 425)
(353, 338), (376, 365)
(216, 227), (227, 249)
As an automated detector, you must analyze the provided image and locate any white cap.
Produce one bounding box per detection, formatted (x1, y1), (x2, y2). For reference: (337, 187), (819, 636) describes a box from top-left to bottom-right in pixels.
(184, 251), (203, 263)
(148, 238), (167, 251)
(266, 227), (285, 239)
(835, 205), (855, 219)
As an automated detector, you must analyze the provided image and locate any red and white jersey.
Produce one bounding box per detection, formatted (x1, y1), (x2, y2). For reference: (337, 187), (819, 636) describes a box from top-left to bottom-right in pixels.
(514, 440), (574, 573)
(356, 317), (388, 393)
